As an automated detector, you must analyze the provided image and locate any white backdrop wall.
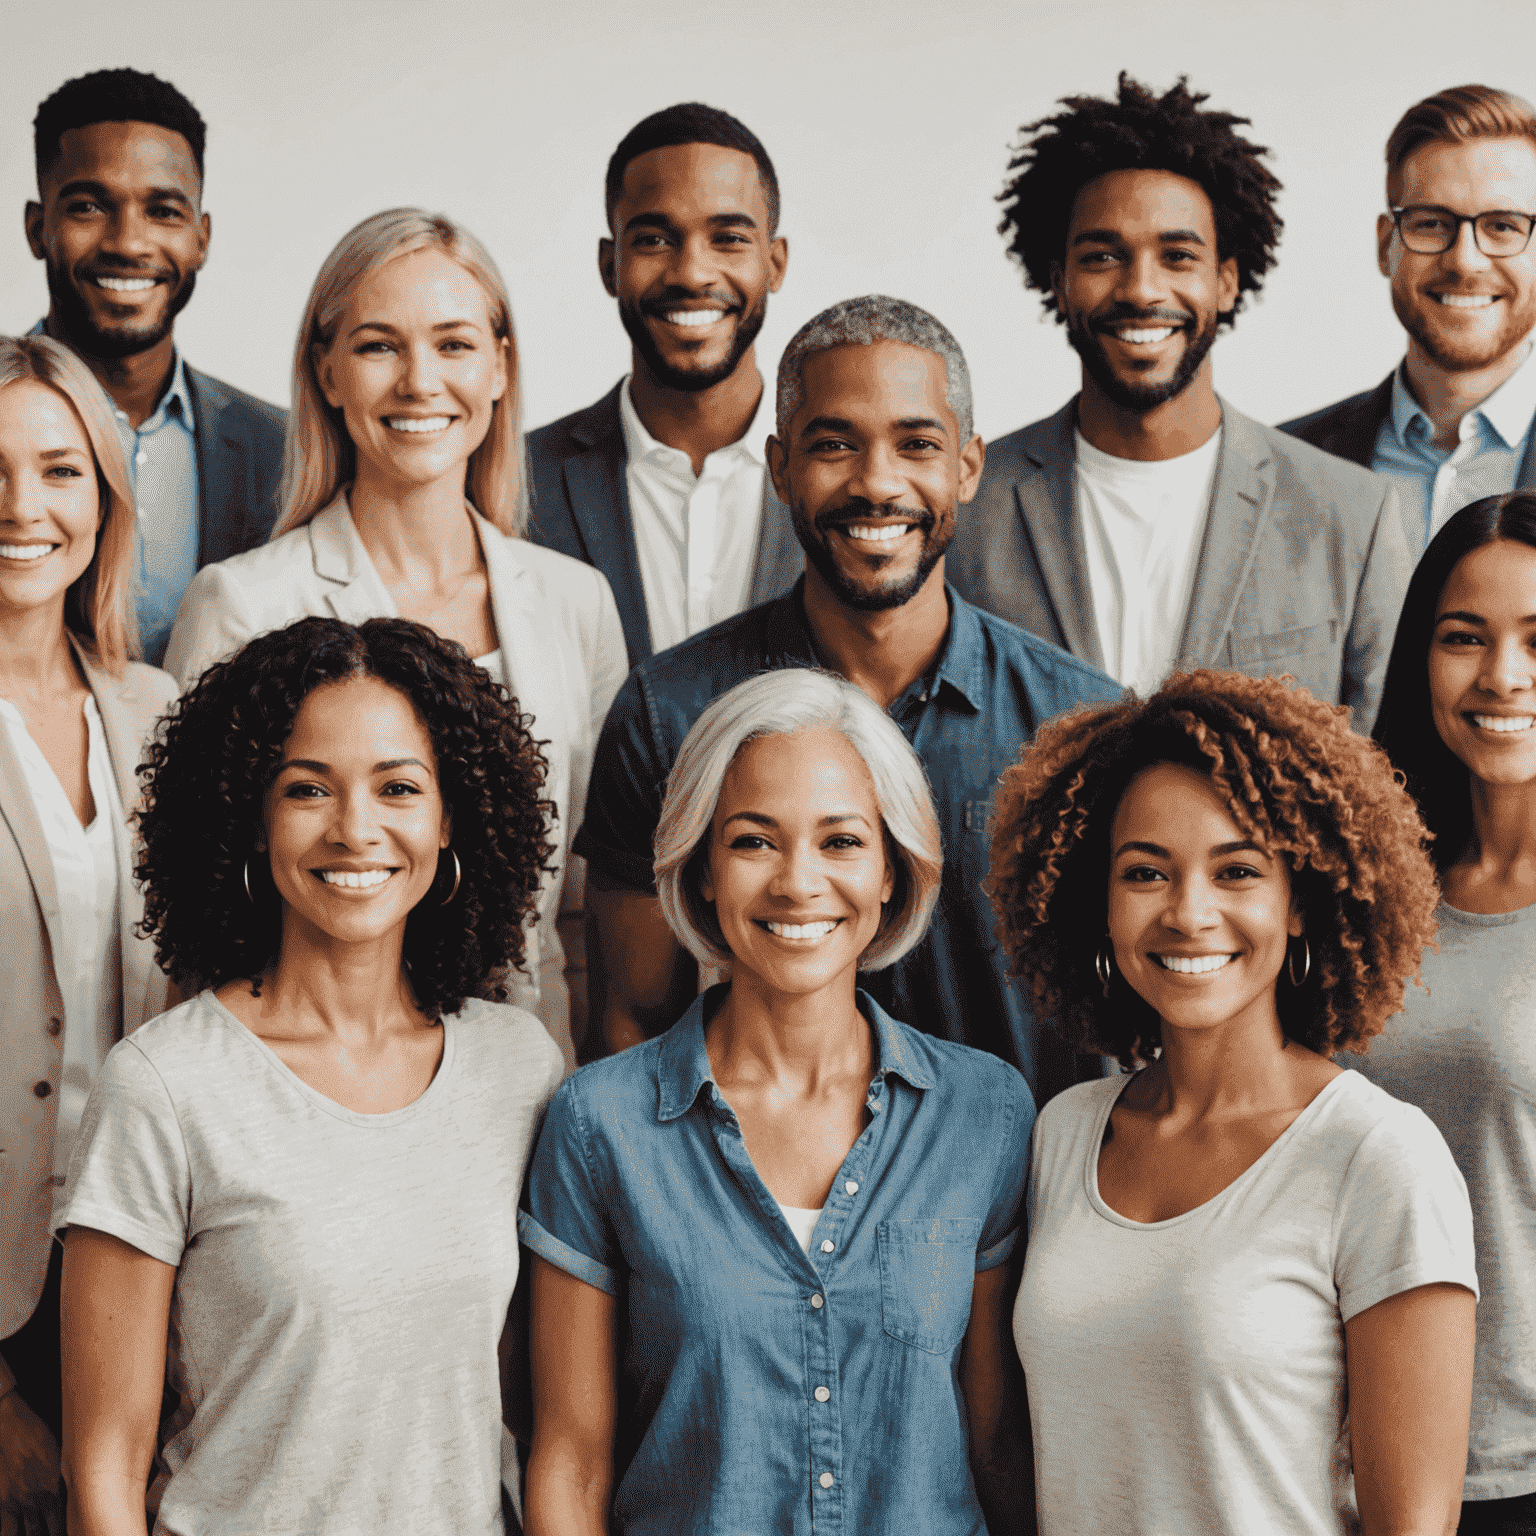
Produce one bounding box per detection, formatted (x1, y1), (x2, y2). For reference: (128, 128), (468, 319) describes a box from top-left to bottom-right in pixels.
(4, 0), (1536, 444)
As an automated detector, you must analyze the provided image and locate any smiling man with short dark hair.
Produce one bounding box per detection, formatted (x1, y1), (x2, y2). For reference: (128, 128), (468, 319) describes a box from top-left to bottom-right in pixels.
(24, 68), (286, 663)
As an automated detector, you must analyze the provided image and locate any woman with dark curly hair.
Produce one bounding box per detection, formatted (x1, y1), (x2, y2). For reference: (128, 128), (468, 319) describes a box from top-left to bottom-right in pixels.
(52, 616), (563, 1536)
(990, 669), (1477, 1536)
(1366, 492), (1536, 1536)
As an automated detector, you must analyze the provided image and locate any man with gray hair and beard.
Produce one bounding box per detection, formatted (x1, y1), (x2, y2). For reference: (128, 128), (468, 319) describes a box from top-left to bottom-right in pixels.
(575, 294), (1119, 1104)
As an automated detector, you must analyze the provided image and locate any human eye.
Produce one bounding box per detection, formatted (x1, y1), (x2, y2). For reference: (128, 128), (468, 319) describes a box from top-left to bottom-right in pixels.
(44, 463), (85, 479)
(1405, 208), (1453, 237)
(64, 198), (102, 217)
(355, 339), (395, 355)
(824, 833), (866, 851)
(282, 780), (328, 800)
(1216, 862), (1263, 882)
(1438, 628), (1484, 647)
(629, 231), (670, 249)
(728, 832), (772, 851)
(1119, 863), (1166, 883)
(147, 201), (186, 222)
(439, 337), (473, 353)
(809, 436), (854, 454)
(901, 436), (942, 453)
(380, 779), (425, 798)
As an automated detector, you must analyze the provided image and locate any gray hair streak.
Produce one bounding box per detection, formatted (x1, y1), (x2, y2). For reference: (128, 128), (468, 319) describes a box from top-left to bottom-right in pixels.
(775, 294), (974, 443)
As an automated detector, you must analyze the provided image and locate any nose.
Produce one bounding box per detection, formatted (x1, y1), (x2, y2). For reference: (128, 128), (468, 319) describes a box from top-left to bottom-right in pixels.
(0, 467), (44, 526)
(1442, 217), (1494, 276)
(1118, 249), (1170, 310)
(397, 341), (441, 400)
(667, 232), (719, 292)
(1161, 871), (1220, 936)
(329, 786), (384, 851)
(1480, 634), (1535, 696)
(101, 203), (156, 262)
(768, 839), (826, 903)
(845, 442), (907, 508)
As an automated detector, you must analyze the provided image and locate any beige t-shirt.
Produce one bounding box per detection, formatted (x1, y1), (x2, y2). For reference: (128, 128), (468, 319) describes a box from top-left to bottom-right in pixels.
(57, 990), (564, 1535)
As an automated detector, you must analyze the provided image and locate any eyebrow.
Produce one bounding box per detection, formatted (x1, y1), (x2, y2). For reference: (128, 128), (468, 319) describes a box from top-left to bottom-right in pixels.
(722, 810), (872, 830)
(39, 446), (87, 460)
(55, 178), (193, 209)
(1437, 609), (1536, 626)
(346, 319), (477, 339)
(1071, 227), (1207, 247)
(623, 210), (758, 234)
(277, 757), (430, 774)
(1114, 838), (1268, 859)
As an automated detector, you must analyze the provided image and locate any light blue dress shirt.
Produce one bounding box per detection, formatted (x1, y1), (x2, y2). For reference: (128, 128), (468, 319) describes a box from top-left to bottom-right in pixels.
(28, 322), (201, 666)
(1371, 345), (1536, 552)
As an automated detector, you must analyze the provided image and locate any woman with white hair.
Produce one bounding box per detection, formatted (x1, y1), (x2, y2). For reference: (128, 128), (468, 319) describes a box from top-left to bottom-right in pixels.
(163, 208), (625, 1067)
(520, 668), (1035, 1536)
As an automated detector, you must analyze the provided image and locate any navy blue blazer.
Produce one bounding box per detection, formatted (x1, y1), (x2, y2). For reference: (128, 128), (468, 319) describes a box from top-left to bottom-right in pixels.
(526, 381), (803, 667)
(185, 366), (287, 564)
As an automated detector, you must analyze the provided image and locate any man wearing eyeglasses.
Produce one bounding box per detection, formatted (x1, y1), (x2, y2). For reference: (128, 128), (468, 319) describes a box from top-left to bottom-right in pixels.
(1284, 85), (1536, 550)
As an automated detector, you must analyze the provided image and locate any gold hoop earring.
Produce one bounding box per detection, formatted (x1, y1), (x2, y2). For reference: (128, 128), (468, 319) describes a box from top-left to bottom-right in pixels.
(1287, 935), (1311, 987)
(243, 858), (254, 904)
(439, 849), (461, 907)
(1095, 941), (1114, 999)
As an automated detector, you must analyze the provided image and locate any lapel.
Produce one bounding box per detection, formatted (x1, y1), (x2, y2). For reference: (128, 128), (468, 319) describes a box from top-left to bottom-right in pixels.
(473, 511), (546, 724)
(1014, 399), (1104, 667)
(563, 383), (651, 663)
(72, 640), (159, 1035)
(187, 366), (235, 566)
(748, 469), (803, 607)
(1175, 401), (1276, 668)
(308, 496), (398, 625)
(0, 703), (64, 985)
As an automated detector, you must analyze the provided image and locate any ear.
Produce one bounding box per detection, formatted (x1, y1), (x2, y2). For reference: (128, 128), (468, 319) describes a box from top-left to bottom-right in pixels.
(491, 336), (509, 404)
(698, 849), (716, 906)
(767, 234), (788, 293)
(1049, 258), (1067, 317)
(1377, 212), (1396, 278)
(24, 201), (45, 261)
(1288, 904), (1305, 939)
(314, 344), (343, 410)
(957, 433), (986, 505)
(880, 851), (895, 909)
(1216, 254), (1240, 318)
(195, 210), (211, 270)
(440, 809), (452, 851)
(765, 432), (791, 507)
(598, 236), (618, 298)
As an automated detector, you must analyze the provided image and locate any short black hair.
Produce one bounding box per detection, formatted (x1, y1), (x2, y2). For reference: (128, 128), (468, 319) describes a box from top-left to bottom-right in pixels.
(136, 617), (555, 1017)
(605, 102), (780, 236)
(35, 68), (207, 185)
(997, 72), (1282, 329)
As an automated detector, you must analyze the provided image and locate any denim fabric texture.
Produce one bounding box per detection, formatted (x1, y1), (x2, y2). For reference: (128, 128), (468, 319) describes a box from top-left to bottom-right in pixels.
(572, 579), (1121, 1106)
(519, 986), (1034, 1535)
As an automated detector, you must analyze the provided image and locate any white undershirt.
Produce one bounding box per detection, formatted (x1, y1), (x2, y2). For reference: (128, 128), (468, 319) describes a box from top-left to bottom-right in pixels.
(0, 694), (122, 1219)
(1075, 428), (1222, 695)
(777, 1202), (824, 1255)
(619, 375), (768, 655)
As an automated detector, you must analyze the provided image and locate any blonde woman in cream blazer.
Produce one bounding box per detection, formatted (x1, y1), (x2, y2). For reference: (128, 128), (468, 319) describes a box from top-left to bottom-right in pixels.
(165, 210), (626, 1070)
(0, 336), (177, 1531)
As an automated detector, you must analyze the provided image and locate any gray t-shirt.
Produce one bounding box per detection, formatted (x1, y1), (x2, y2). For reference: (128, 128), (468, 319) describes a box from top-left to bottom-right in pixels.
(1351, 900), (1536, 1501)
(55, 990), (564, 1535)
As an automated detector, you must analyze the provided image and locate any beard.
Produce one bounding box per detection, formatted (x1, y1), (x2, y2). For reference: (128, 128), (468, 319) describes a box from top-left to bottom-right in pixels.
(45, 256), (197, 361)
(1067, 304), (1219, 414)
(620, 288), (767, 394)
(795, 499), (953, 612)
(1393, 286), (1536, 374)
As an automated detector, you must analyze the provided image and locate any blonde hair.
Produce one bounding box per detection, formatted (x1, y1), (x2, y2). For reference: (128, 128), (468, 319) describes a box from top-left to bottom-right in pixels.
(273, 208), (527, 538)
(0, 335), (138, 674)
(655, 669), (942, 973)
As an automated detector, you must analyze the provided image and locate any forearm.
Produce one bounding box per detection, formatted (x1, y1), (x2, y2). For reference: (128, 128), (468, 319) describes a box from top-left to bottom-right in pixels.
(971, 1428), (1036, 1536)
(64, 1468), (151, 1536)
(525, 1446), (611, 1536)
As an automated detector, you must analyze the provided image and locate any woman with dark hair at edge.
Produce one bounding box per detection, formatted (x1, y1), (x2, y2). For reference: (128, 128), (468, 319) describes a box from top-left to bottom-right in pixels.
(1366, 490), (1536, 1536)
(0, 335), (177, 1536)
(54, 616), (563, 1535)
(990, 669), (1477, 1536)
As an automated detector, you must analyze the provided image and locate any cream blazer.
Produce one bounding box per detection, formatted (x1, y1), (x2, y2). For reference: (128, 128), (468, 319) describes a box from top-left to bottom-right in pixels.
(164, 497), (628, 1068)
(1, 641), (178, 1336)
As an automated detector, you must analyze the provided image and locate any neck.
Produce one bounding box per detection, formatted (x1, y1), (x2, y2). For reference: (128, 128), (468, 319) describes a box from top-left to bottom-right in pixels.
(45, 311), (174, 431)
(628, 350), (764, 475)
(1076, 361), (1222, 461)
(0, 605), (83, 707)
(1461, 773), (1536, 885)
(801, 562), (949, 710)
(706, 967), (873, 1091)
(1151, 998), (1294, 1115)
(259, 917), (426, 1037)
(1402, 337), (1532, 451)
(348, 467), (482, 583)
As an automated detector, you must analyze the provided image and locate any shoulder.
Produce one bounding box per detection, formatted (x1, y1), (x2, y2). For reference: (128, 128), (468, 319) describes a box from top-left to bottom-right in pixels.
(527, 386), (623, 466)
(185, 366), (288, 440)
(547, 1037), (665, 1128)
(1035, 1075), (1123, 1142)
(117, 660), (179, 720)
(962, 595), (1120, 709)
(897, 1025), (1033, 1117)
(483, 523), (616, 614)
(1229, 404), (1395, 509)
(447, 998), (566, 1093)
(973, 406), (1073, 494)
(1278, 380), (1391, 449)
(635, 602), (771, 694)
(192, 518), (317, 592)
(1309, 1069), (1459, 1177)
(104, 992), (239, 1086)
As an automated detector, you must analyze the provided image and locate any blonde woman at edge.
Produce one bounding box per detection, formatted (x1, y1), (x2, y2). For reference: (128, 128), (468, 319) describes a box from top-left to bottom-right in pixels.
(165, 210), (626, 1068)
(0, 335), (176, 1535)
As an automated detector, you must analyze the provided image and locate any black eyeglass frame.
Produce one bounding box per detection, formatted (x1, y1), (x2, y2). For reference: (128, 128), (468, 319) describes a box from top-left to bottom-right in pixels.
(1388, 205), (1536, 257)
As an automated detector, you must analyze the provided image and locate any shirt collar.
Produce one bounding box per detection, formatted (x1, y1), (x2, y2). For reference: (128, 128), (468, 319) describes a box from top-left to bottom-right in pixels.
(1391, 341), (1536, 450)
(28, 318), (195, 432)
(619, 372), (768, 468)
(655, 984), (936, 1122)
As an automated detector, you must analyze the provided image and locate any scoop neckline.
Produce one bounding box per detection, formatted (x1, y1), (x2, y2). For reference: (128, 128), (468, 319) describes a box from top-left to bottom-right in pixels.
(1083, 1070), (1353, 1232)
(204, 988), (458, 1127)
(1436, 897), (1536, 927)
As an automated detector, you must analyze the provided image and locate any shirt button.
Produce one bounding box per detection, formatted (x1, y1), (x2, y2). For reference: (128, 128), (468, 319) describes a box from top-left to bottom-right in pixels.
(819, 1473), (834, 1489)
(821, 1239), (835, 1253)
(844, 1181), (858, 1195)
(814, 1386), (830, 1403)
(47, 1017), (63, 1036)
(33, 1081), (52, 1098)
(136, 450), (148, 465)
(810, 1294), (824, 1309)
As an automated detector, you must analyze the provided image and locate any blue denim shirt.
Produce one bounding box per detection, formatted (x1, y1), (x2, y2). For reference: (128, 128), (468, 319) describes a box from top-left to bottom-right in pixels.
(574, 580), (1121, 1106)
(520, 986), (1034, 1535)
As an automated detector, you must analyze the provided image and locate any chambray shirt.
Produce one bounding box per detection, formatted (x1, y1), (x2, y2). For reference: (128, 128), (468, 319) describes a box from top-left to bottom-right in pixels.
(1371, 347), (1536, 552)
(29, 322), (201, 665)
(574, 580), (1121, 1106)
(519, 986), (1034, 1535)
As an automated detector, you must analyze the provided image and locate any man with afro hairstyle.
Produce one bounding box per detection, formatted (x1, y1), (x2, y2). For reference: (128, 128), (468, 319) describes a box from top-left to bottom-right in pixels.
(950, 74), (1411, 731)
(24, 68), (286, 664)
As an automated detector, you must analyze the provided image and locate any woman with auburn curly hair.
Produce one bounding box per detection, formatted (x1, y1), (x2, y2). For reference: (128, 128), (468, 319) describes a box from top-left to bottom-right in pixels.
(1368, 493), (1536, 1536)
(53, 616), (563, 1535)
(990, 669), (1477, 1536)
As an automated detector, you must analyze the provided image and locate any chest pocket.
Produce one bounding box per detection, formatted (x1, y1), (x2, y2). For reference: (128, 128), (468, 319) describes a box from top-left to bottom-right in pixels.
(877, 1217), (981, 1354)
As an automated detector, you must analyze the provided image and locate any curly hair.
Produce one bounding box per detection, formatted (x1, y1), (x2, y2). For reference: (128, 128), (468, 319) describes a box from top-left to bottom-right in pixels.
(986, 671), (1438, 1068)
(136, 617), (555, 1017)
(997, 72), (1283, 328)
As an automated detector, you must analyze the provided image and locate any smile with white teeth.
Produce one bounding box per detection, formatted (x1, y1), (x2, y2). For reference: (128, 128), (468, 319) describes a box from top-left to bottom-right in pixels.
(93, 276), (158, 292)
(1434, 293), (1496, 307)
(664, 309), (727, 327)
(385, 416), (453, 434)
(318, 868), (393, 889)
(1115, 326), (1177, 344)
(1471, 713), (1535, 732)
(764, 919), (839, 940)
(843, 523), (913, 543)
(0, 543), (56, 561)
(1155, 952), (1235, 975)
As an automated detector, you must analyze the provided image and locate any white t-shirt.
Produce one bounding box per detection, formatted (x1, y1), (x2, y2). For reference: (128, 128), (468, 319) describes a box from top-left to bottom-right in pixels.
(56, 990), (565, 1535)
(1075, 427), (1221, 694)
(619, 375), (767, 655)
(775, 1201), (825, 1255)
(1015, 1070), (1477, 1536)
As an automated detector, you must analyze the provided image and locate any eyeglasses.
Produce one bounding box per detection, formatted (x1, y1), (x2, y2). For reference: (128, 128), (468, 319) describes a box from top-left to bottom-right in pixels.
(1390, 205), (1536, 257)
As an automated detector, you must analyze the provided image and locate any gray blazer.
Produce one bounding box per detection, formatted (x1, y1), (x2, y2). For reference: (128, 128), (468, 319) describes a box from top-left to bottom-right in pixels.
(185, 366), (288, 565)
(1, 643), (177, 1335)
(526, 381), (804, 667)
(947, 397), (1414, 731)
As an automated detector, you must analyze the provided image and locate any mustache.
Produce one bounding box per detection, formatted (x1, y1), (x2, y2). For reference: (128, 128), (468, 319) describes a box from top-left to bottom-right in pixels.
(1087, 305), (1193, 333)
(76, 259), (177, 284)
(813, 500), (935, 534)
(639, 289), (741, 318)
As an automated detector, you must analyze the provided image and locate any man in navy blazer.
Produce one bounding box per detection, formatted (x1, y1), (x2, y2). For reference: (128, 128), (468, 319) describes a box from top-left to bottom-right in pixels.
(25, 68), (285, 664)
(527, 103), (802, 667)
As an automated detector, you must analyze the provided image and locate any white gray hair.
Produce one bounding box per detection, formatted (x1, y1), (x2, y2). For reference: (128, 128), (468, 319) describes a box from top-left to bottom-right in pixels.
(655, 669), (942, 973)
(775, 294), (974, 443)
